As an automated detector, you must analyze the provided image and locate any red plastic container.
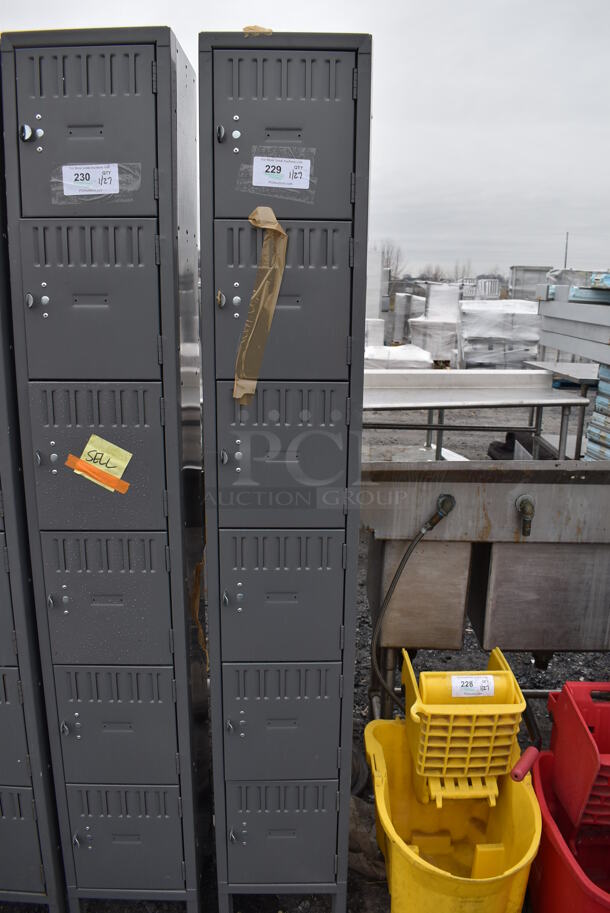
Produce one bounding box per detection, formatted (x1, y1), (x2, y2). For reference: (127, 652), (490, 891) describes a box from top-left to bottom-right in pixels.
(549, 682), (610, 830)
(530, 752), (610, 913)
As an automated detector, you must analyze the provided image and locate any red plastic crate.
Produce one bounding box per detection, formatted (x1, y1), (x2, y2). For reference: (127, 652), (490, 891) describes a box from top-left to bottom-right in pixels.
(548, 682), (610, 830)
(530, 752), (610, 913)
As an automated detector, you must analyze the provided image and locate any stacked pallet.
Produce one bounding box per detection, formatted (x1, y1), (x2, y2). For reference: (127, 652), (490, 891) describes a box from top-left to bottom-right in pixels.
(584, 363), (610, 460)
(459, 299), (540, 368)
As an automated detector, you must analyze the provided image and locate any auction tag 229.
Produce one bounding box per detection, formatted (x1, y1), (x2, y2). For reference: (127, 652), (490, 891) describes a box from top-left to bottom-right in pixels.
(451, 674), (495, 698)
(62, 163), (120, 196)
(252, 156), (311, 190)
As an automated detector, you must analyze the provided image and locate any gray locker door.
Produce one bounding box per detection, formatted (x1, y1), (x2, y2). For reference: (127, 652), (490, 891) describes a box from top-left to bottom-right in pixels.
(213, 50), (356, 219)
(226, 780), (338, 884)
(19, 219), (161, 380)
(67, 785), (184, 890)
(28, 382), (166, 530)
(54, 666), (178, 784)
(15, 45), (157, 218)
(41, 532), (172, 665)
(0, 668), (30, 785)
(0, 787), (44, 892)
(218, 529), (345, 662)
(216, 381), (349, 528)
(214, 221), (351, 379)
(222, 662), (342, 780)
(0, 533), (16, 667)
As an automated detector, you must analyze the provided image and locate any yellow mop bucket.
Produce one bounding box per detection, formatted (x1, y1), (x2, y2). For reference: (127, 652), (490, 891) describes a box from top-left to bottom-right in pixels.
(365, 718), (541, 913)
(402, 648), (526, 806)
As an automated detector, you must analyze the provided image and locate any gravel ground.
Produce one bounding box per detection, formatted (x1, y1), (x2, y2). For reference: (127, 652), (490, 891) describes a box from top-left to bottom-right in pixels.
(2, 402), (606, 913)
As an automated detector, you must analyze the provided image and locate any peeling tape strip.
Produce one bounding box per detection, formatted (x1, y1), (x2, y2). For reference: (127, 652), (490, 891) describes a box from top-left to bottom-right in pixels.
(65, 454), (130, 494)
(243, 24), (273, 36)
(233, 206), (287, 404)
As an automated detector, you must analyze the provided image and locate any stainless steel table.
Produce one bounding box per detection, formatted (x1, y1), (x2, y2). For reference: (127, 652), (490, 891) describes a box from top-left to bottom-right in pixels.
(523, 360), (599, 458)
(363, 369), (590, 460)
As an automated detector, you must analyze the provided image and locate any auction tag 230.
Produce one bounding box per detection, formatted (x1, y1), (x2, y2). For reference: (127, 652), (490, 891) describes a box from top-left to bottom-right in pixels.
(451, 674), (495, 698)
(62, 163), (120, 196)
(252, 156), (311, 190)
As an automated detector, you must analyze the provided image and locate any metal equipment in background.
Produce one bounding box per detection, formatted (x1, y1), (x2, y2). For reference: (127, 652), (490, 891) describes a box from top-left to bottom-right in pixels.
(363, 461), (610, 718)
(0, 83), (65, 913)
(200, 31), (371, 913)
(0, 28), (206, 913)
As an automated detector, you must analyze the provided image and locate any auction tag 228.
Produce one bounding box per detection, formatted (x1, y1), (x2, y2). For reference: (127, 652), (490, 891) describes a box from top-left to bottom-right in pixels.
(62, 163), (120, 196)
(252, 156), (311, 190)
(451, 674), (495, 698)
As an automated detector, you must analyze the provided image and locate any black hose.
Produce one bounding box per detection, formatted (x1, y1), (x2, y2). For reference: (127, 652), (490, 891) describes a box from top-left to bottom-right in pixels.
(370, 494), (457, 715)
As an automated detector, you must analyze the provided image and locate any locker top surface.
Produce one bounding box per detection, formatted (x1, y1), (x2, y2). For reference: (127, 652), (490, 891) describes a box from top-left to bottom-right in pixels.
(199, 32), (371, 52)
(0, 27), (176, 51)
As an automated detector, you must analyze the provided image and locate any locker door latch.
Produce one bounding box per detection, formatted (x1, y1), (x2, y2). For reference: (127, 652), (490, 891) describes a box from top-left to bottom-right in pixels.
(60, 720), (70, 737)
(20, 124), (44, 142)
(216, 290), (226, 308)
(72, 832), (81, 849)
(219, 448), (229, 465)
(216, 125), (226, 143)
(229, 827), (247, 846)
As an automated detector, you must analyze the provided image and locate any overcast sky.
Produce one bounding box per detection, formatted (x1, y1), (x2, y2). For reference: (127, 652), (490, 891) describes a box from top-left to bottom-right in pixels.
(3, 0), (610, 275)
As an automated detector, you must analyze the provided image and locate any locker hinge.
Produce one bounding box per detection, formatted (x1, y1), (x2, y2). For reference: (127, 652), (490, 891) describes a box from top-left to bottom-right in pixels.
(152, 60), (158, 93)
(343, 490), (349, 516)
(163, 491), (169, 518)
(337, 746), (342, 769)
(165, 544), (171, 572)
(175, 752), (181, 775)
(32, 798), (38, 821)
(160, 397), (166, 426)
(181, 860), (187, 882)
(172, 681), (178, 703)
(154, 235), (161, 265)
(350, 173), (356, 204)
(25, 754), (32, 776)
(348, 237), (355, 267)
(339, 625), (345, 650)
(352, 67), (358, 99)
(345, 397), (351, 426)
(11, 629), (18, 657)
(336, 789), (341, 812)
(339, 675), (344, 698)
(169, 628), (175, 654)
(157, 335), (164, 364)
(178, 796), (183, 818)
(17, 679), (24, 704)
(346, 336), (352, 366)
(334, 854), (339, 876)
(153, 167), (160, 199)
(2, 546), (9, 573)
(342, 543), (347, 569)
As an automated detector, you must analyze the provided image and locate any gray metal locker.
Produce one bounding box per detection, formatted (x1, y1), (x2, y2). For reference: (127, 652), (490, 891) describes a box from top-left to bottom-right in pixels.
(0, 67), (65, 911)
(216, 380), (349, 528)
(2, 27), (206, 913)
(14, 44), (157, 218)
(0, 787), (46, 893)
(218, 528), (345, 662)
(222, 662), (342, 780)
(225, 780), (339, 885)
(19, 219), (161, 380)
(41, 531), (172, 665)
(201, 31), (370, 913)
(214, 220), (352, 379)
(28, 381), (167, 531)
(212, 49), (356, 219)
(66, 785), (184, 890)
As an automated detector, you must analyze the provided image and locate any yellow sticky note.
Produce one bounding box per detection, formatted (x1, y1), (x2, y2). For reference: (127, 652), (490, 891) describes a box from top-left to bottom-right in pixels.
(76, 435), (133, 492)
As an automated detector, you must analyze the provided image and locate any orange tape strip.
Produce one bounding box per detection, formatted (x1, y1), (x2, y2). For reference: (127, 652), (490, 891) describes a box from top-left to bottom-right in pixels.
(65, 454), (130, 494)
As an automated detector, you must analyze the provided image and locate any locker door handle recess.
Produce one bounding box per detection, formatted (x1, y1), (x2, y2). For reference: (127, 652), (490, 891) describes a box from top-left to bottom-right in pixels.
(216, 290), (226, 308)
(19, 124), (44, 142)
(216, 125), (226, 143)
(219, 449), (229, 465)
(60, 720), (70, 737)
(222, 590), (230, 607)
(72, 832), (81, 849)
(25, 292), (35, 308)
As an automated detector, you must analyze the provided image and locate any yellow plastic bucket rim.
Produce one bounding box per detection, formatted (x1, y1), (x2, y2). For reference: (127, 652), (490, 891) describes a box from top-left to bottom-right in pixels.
(364, 719), (542, 885)
(402, 648), (526, 723)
